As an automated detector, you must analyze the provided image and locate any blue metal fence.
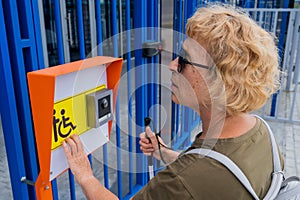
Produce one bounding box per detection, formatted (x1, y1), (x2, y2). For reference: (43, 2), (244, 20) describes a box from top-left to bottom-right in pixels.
(0, 0), (296, 199)
(0, 2), (30, 199)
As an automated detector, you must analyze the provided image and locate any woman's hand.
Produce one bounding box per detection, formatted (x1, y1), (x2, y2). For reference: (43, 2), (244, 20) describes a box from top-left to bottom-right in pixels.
(139, 127), (180, 163)
(62, 134), (93, 185)
(139, 126), (165, 160)
(63, 135), (118, 199)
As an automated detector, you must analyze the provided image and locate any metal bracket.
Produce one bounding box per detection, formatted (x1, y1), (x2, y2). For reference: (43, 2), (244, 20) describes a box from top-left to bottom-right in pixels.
(142, 41), (163, 57)
(21, 176), (35, 186)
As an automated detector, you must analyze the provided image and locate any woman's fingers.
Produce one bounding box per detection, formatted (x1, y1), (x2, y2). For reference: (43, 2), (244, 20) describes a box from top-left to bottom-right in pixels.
(62, 141), (71, 159)
(63, 134), (86, 157)
(65, 136), (77, 155)
(72, 134), (84, 152)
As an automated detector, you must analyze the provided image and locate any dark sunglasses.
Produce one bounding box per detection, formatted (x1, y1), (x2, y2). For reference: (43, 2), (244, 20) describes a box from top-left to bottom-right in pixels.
(178, 49), (210, 73)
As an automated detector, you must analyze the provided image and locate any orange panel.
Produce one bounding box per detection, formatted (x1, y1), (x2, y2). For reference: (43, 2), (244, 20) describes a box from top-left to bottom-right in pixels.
(106, 59), (123, 135)
(27, 74), (54, 199)
(27, 56), (123, 200)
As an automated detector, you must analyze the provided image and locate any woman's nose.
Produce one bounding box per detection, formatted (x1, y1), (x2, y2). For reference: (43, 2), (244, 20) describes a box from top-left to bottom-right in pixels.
(169, 58), (179, 72)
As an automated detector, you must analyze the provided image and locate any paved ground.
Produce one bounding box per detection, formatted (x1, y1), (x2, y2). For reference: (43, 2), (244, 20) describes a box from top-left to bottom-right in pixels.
(269, 120), (300, 177)
(0, 117), (13, 199)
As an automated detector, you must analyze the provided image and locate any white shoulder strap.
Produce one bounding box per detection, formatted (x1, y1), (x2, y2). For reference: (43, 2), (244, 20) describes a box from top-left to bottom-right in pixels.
(255, 115), (284, 200)
(185, 148), (260, 200)
(254, 115), (281, 172)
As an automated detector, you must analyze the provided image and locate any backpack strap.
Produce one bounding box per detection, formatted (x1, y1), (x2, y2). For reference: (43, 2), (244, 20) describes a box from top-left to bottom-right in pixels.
(255, 115), (284, 200)
(184, 148), (260, 200)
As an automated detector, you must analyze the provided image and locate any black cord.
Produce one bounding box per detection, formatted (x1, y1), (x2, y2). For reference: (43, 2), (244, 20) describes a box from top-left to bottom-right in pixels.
(144, 117), (173, 164)
(155, 132), (173, 164)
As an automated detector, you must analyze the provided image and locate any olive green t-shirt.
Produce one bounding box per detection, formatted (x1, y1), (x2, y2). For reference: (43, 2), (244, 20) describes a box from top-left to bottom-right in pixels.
(133, 117), (284, 200)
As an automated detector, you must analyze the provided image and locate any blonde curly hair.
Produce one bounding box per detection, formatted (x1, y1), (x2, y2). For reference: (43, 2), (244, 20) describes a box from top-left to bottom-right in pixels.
(186, 4), (280, 116)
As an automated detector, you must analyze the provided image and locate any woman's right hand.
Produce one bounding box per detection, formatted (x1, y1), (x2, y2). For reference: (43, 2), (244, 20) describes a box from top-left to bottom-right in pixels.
(139, 126), (164, 160)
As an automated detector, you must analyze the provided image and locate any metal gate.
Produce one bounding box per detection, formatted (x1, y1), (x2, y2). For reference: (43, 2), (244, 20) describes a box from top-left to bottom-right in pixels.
(1, 0), (299, 200)
(248, 8), (300, 124)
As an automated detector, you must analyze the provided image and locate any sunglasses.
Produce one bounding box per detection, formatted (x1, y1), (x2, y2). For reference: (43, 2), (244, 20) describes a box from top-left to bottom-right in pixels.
(178, 49), (210, 73)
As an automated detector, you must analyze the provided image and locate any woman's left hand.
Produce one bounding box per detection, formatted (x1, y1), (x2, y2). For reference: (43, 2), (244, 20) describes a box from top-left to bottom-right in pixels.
(63, 134), (93, 185)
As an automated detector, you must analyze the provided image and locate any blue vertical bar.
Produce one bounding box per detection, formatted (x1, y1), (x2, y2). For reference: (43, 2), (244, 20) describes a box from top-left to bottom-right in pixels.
(96, 0), (103, 56)
(153, 0), (159, 139)
(186, 0), (196, 21)
(171, 103), (176, 146)
(116, 99), (122, 199)
(172, 0), (183, 148)
(147, 0), (155, 117)
(76, 0), (85, 59)
(258, 0), (264, 8)
(96, 0), (109, 190)
(237, 0), (245, 7)
(88, 155), (93, 168)
(103, 144), (109, 188)
(245, 0), (255, 8)
(111, 0), (118, 55)
(0, 2), (29, 199)
(278, 0), (290, 62)
(146, 0), (158, 129)
(104, 1), (110, 39)
(68, 171), (76, 200)
(66, 1), (86, 199)
(51, 179), (59, 200)
(125, 0), (133, 194)
(147, 0), (159, 173)
(134, 0), (148, 186)
(54, 0), (65, 63)
(171, 0), (177, 146)
(111, 0), (122, 198)
(21, 3), (40, 198)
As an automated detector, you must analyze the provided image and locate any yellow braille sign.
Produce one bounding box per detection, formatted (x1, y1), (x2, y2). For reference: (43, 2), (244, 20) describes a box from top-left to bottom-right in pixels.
(51, 85), (106, 150)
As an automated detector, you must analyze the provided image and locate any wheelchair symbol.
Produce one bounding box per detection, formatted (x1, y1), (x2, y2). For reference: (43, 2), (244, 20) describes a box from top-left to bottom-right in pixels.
(53, 109), (77, 142)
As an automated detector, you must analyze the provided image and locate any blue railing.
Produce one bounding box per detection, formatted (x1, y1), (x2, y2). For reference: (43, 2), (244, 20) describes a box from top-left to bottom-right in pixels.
(0, 0), (294, 199)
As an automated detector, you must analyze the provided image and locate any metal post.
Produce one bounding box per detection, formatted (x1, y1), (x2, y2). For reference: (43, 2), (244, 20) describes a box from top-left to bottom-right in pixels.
(134, 0), (148, 186)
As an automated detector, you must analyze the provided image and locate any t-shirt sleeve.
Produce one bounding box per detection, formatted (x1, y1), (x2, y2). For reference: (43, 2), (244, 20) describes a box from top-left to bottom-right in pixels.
(132, 169), (193, 200)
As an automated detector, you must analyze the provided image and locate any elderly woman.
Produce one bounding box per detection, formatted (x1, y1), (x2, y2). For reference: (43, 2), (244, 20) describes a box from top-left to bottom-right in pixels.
(63, 4), (283, 199)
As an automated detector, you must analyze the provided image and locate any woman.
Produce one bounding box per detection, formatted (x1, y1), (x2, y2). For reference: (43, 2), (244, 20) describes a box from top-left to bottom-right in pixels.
(63, 4), (283, 199)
